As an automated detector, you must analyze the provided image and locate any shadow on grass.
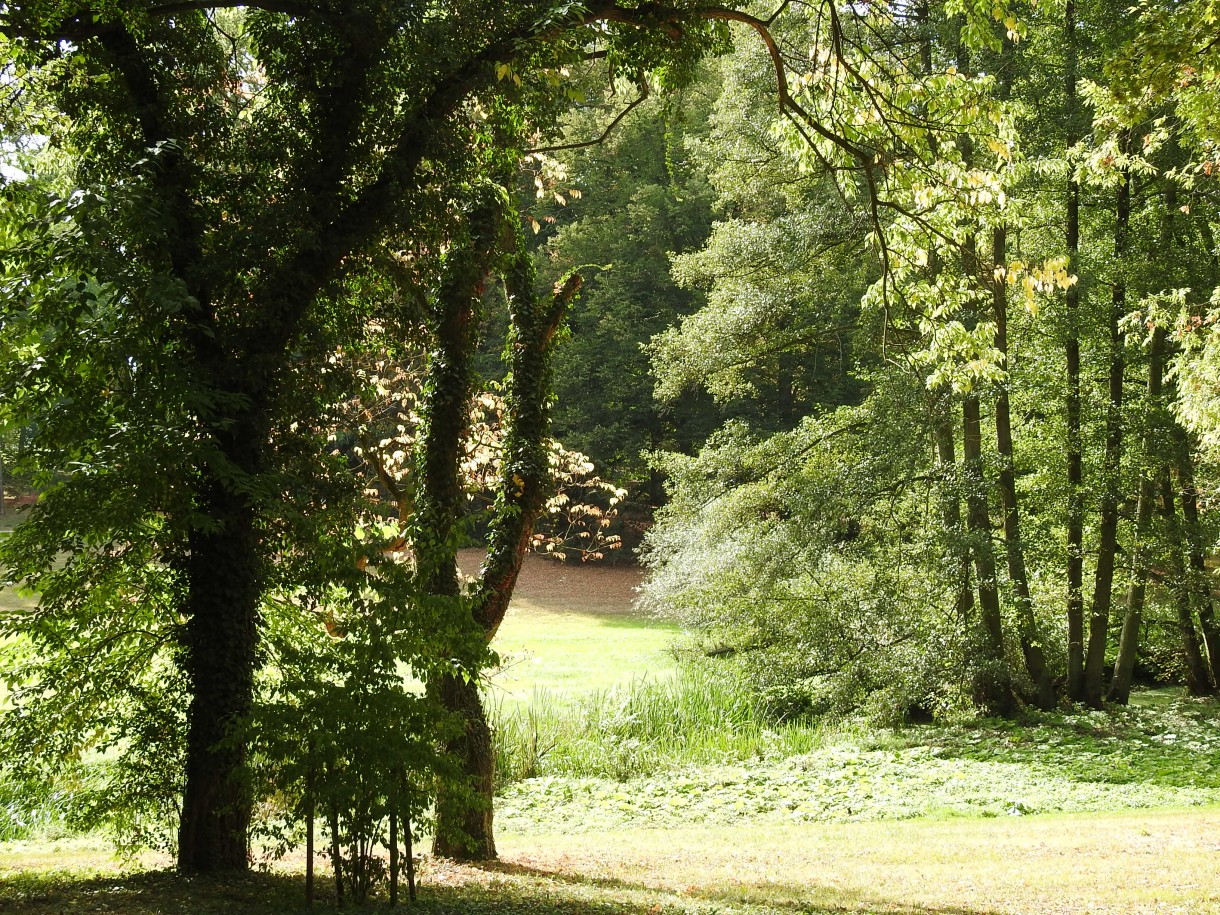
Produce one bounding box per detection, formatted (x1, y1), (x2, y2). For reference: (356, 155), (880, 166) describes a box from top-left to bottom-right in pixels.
(0, 861), (1004, 915)
(0, 869), (305, 914)
(474, 859), (1003, 915)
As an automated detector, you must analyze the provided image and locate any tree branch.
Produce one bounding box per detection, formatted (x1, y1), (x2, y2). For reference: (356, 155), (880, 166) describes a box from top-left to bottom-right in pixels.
(529, 86), (650, 154)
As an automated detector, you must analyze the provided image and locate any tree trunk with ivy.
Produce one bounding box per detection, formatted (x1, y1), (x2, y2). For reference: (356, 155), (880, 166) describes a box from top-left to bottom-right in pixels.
(414, 187), (506, 861)
(430, 204), (581, 859)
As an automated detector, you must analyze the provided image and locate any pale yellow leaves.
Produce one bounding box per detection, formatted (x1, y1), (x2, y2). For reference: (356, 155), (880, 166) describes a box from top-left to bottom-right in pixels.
(993, 257), (1078, 316)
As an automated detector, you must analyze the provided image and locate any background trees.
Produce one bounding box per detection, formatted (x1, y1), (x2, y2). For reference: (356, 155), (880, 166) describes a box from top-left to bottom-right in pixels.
(628, 0), (1220, 719)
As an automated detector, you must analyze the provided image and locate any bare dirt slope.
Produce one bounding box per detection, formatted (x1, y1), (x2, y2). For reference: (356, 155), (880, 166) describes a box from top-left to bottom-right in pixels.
(457, 548), (643, 616)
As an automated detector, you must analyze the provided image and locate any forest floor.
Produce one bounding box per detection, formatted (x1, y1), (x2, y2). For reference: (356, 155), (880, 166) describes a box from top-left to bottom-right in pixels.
(1, 547), (1219, 912)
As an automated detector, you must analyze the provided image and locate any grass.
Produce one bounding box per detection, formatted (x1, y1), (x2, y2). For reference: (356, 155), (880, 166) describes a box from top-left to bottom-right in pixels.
(493, 666), (822, 782)
(3, 548), (1220, 911)
(495, 692), (1220, 833)
(2, 808), (1219, 913)
(0, 588), (34, 615)
(0, 510), (34, 616)
(488, 596), (679, 703)
(498, 807), (1220, 914)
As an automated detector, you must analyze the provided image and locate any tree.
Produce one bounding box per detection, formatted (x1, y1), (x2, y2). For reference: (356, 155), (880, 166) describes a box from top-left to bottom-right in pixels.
(0, 0), (733, 871)
(530, 93), (722, 495)
(644, 0), (1220, 714)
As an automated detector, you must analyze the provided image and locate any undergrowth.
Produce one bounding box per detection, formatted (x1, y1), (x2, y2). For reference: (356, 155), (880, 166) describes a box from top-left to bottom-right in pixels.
(491, 665), (822, 783)
(495, 683), (1220, 835)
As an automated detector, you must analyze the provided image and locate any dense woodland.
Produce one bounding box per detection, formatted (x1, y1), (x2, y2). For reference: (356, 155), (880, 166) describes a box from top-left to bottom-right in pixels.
(0, 0), (1219, 900)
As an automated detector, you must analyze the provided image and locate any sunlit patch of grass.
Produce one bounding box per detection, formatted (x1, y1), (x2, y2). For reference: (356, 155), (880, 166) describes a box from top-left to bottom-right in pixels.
(0, 511), (35, 616)
(0, 588), (35, 615)
(499, 808), (1220, 914)
(488, 597), (680, 702)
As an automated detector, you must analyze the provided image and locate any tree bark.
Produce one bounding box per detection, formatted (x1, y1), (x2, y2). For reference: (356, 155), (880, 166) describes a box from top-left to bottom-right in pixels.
(177, 425), (263, 872)
(1063, 0), (1087, 702)
(1108, 327), (1166, 704)
(934, 415), (976, 622)
(431, 673), (497, 859)
(1174, 432), (1220, 686)
(429, 202), (582, 860)
(962, 394), (1014, 715)
(1159, 470), (1216, 695)
(417, 189), (504, 861)
(992, 227), (1056, 709)
(1084, 140), (1131, 708)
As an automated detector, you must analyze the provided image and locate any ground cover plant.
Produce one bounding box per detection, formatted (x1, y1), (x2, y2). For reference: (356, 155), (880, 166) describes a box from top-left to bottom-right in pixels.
(496, 695), (1220, 834)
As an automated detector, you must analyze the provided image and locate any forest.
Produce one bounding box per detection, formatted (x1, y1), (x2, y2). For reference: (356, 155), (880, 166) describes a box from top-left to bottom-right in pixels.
(1, 0), (1220, 912)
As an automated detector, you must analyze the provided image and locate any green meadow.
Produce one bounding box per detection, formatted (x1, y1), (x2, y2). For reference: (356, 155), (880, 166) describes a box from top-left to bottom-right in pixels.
(2, 549), (1220, 913)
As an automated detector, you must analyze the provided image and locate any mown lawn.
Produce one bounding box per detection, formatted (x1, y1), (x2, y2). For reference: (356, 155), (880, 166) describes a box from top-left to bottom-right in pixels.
(0, 511), (34, 616)
(476, 550), (679, 703)
(489, 597), (679, 703)
(2, 807), (1218, 914)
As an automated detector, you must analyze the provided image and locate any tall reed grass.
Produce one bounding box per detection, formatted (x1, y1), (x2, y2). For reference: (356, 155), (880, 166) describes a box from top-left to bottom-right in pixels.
(490, 664), (823, 784)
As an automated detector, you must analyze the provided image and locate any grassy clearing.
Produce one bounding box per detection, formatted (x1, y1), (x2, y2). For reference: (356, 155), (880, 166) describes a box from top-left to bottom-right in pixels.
(489, 598), (679, 702)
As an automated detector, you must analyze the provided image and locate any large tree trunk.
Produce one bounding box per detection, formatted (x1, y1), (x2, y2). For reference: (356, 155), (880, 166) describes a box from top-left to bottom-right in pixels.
(1063, 0), (1087, 702)
(1108, 327), (1166, 704)
(418, 192), (503, 861)
(178, 433), (263, 872)
(431, 674), (497, 859)
(1084, 143), (1131, 707)
(992, 226), (1056, 710)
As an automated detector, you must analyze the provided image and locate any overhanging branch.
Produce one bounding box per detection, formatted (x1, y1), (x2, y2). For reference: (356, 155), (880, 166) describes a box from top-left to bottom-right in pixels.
(529, 85), (650, 154)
